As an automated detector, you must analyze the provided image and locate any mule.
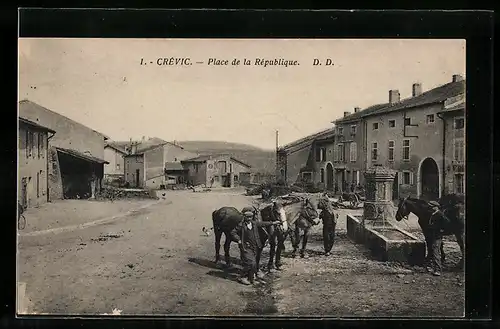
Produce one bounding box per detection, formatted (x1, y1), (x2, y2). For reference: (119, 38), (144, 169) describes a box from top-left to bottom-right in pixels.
(395, 195), (465, 268)
(276, 196), (321, 259)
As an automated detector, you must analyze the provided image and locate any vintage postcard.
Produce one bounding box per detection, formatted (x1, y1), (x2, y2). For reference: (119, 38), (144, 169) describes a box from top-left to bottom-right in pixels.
(17, 38), (465, 317)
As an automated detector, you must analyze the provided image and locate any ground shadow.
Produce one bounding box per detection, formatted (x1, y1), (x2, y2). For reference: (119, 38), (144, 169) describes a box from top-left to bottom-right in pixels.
(188, 257), (242, 283)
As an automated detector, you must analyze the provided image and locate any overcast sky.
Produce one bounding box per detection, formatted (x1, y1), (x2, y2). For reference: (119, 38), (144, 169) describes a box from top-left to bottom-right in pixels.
(18, 39), (465, 150)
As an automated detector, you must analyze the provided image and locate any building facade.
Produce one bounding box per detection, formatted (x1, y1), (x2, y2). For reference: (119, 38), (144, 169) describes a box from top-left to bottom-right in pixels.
(439, 93), (465, 195)
(360, 76), (465, 200)
(181, 154), (252, 187)
(123, 139), (198, 189)
(276, 128), (336, 186)
(18, 117), (56, 209)
(19, 100), (109, 200)
(104, 143), (127, 182)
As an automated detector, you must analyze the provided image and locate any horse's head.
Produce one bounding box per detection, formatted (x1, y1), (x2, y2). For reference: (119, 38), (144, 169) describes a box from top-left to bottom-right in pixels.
(395, 196), (410, 222)
(301, 198), (320, 225)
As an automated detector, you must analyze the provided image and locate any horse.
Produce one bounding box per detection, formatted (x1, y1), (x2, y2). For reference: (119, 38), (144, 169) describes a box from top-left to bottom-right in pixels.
(395, 195), (465, 268)
(211, 206), (264, 267)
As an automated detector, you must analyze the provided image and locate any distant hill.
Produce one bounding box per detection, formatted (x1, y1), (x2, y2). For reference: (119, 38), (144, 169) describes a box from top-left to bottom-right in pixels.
(177, 141), (276, 174)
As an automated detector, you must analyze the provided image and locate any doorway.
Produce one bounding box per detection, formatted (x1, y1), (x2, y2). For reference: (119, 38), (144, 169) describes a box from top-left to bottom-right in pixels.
(420, 157), (439, 201)
(326, 163), (334, 190)
(135, 169), (140, 187)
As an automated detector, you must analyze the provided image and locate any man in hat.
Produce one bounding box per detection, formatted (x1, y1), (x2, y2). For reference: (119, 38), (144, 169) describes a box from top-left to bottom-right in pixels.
(230, 207), (281, 285)
(318, 195), (338, 256)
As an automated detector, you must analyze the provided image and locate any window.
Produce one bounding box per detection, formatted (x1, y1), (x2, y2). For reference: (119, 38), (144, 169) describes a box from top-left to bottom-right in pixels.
(338, 127), (344, 135)
(350, 142), (357, 162)
(372, 122), (379, 130)
(454, 117), (465, 129)
(320, 168), (325, 183)
(454, 138), (465, 162)
(280, 169), (285, 178)
(337, 144), (345, 162)
(426, 114), (435, 124)
(404, 117), (411, 126)
(116, 163), (121, 170)
(401, 171), (414, 185)
(350, 125), (357, 135)
(454, 174), (464, 194)
(388, 140), (395, 161)
(234, 175), (239, 181)
(316, 147), (326, 162)
(229, 163), (233, 173)
(371, 142), (378, 161)
(302, 172), (312, 183)
(402, 139), (410, 161)
(30, 132), (34, 158)
(389, 120), (396, 128)
(195, 163), (199, 173)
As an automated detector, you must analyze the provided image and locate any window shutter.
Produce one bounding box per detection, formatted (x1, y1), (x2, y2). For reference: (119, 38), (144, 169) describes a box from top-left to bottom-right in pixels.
(333, 145), (338, 162)
(410, 171), (414, 185)
(398, 171), (403, 184)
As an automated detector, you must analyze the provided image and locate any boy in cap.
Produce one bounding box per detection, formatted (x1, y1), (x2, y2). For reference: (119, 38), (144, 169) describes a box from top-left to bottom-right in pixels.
(230, 207), (281, 285)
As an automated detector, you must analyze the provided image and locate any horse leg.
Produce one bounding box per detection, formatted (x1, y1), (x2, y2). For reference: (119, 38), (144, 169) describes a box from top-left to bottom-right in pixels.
(223, 234), (232, 267)
(291, 227), (300, 258)
(268, 236), (276, 271)
(456, 231), (465, 269)
(300, 228), (309, 258)
(214, 228), (222, 264)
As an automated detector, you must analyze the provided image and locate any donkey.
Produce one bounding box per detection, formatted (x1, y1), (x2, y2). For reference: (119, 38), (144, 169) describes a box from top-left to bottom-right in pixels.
(395, 195), (465, 268)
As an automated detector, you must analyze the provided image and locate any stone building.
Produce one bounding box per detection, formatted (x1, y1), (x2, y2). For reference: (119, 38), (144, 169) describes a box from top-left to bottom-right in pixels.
(19, 100), (109, 200)
(181, 154), (251, 187)
(123, 138), (197, 189)
(276, 128), (335, 186)
(18, 117), (56, 209)
(104, 142), (128, 183)
(439, 93), (465, 195)
(361, 75), (465, 200)
(331, 103), (388, 193)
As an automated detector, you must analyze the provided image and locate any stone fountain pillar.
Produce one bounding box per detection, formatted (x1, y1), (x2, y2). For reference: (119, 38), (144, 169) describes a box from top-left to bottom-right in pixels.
(362, 165), (396, 227)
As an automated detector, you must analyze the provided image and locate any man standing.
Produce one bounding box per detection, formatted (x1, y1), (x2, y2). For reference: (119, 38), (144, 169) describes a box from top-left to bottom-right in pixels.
(230, 208), (280, 285)
(319, 197), (338, 256)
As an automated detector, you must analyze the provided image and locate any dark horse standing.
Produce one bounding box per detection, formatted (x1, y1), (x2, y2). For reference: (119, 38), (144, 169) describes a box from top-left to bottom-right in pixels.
(395, 194), (465, 268)
(260, 197), (320, 269)
(211, 197), (320, 271)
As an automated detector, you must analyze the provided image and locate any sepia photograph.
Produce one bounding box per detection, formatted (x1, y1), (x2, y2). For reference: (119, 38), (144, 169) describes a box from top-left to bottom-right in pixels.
(17, 38), (465, 317)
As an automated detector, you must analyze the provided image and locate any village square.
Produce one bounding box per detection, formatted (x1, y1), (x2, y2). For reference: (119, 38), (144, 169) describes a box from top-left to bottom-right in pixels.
(17, 39), (465, 317)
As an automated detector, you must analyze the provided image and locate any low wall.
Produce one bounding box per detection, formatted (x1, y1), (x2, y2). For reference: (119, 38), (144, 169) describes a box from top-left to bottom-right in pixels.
(346, 214), (426, 265)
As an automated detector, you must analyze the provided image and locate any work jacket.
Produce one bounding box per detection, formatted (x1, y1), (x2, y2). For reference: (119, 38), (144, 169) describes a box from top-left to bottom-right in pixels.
(230, 219), (275, 251)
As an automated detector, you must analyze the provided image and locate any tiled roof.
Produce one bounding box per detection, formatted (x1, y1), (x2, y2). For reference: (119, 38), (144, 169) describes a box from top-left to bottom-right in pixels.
(55, 147), (109, 164)
(278, 128), (336, 154)
(19, 100), (110, 140)
(19, 117), (56, 134)
(334, 80), (465, 123)
(118, 137), (185, 155)
(333, 103), (389, 124)
(105, 142), (128, 154)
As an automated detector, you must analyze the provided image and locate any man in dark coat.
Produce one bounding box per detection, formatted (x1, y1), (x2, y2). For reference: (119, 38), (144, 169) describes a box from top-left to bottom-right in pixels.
(230, 208), (280, 285)
(319, 197), (338, 256)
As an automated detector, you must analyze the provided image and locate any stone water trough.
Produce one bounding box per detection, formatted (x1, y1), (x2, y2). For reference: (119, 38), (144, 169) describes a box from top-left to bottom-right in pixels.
(347, 214), (425, 265)
(346, 166), (425, 265)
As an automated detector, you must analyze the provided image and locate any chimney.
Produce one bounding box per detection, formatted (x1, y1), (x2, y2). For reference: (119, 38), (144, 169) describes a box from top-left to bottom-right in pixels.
(343, 111), (351, 117)
(389, 89), (400, 104)
(412, 83), (422, 97)
(354, 107), (360, 113)
(452, 74), (464, 82)
(131, 142), (137, 154)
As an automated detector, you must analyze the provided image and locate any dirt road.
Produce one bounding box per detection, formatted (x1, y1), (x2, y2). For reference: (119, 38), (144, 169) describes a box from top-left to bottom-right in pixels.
(17, 190), (464, 316)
